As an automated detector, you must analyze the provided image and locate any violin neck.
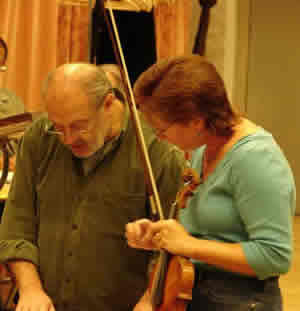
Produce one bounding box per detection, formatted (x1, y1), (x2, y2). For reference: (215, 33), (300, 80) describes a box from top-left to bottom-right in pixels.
(149, 201), (178, 306)
(168, 201), (179, 220)
(150, 250), (170, 307)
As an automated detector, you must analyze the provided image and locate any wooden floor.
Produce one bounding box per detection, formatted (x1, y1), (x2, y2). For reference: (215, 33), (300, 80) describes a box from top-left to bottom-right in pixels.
(280, 216), (300, 311)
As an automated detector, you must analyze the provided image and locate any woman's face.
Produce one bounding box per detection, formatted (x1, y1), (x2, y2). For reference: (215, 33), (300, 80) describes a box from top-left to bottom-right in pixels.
(141, 109), (207, 152)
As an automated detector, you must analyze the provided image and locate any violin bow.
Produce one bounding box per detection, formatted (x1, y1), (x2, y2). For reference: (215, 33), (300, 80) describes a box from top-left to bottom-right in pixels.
(100, 3), (198, 309)
(99, 1), (177, 307)
(100, 0), (165, 220)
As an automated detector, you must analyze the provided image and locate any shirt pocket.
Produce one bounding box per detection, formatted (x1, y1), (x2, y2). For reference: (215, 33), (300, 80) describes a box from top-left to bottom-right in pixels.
(83, 190), (148, 236)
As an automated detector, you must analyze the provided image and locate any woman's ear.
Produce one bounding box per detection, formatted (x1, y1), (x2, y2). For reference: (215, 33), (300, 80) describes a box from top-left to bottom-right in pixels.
(190, 118), (206, 131)
(103, 92), (115, 110)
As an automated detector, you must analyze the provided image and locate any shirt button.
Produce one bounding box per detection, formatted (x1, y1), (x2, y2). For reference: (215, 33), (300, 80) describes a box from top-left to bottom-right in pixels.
(62, 301), (68, 309)
(72, 224), (78, 230)
(67, 251), (73, 257)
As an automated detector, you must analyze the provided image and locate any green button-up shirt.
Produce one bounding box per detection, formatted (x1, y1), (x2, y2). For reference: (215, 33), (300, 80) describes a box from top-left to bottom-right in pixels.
(0, 112), (185, 311)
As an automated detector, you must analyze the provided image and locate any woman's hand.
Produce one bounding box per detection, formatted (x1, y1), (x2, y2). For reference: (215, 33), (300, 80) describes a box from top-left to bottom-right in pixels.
(133, 290), (153, 311)
(126, 218), (194, 257)
(126, 219), (158, 250)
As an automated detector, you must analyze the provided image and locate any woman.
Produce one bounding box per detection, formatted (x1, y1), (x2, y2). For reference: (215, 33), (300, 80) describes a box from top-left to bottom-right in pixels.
(126, 55), (296, 311)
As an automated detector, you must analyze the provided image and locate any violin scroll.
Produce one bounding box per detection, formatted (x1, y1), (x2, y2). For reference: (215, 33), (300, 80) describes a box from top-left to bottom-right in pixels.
(176, 167), (201, 211)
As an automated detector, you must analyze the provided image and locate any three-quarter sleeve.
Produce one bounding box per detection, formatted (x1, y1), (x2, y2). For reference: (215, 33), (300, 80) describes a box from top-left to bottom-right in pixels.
(231, 141), (296, 279)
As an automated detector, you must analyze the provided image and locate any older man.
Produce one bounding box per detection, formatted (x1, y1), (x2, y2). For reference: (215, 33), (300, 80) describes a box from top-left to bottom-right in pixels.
(0, 63), (184, 311)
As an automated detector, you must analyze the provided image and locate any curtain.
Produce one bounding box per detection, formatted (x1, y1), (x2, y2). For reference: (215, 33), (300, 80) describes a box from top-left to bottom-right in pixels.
(154, 0), (192, 59)
(0, 0), (192, 112)
(56, 0), (193, 64)
(57, 2), (90, 65)
(0, 0), (57, 113)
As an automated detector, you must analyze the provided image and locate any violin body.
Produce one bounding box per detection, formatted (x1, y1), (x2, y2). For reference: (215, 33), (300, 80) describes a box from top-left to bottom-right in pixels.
(150, 255), (195, 311)
(147, 166), (199, 310)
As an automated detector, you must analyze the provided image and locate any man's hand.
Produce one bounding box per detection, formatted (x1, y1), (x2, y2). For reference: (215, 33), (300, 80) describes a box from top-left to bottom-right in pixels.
(17, 285), (55, 311)
(8, 261), (56, 311)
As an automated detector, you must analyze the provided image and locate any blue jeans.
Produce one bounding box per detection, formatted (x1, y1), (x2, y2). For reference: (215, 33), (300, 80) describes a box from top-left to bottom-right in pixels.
(188, 270), (282, 311)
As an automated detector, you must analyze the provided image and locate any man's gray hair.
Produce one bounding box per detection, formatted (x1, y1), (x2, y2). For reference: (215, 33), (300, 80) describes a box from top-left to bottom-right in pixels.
(42, 63), (113, 109)
(98, 64), (126, 102)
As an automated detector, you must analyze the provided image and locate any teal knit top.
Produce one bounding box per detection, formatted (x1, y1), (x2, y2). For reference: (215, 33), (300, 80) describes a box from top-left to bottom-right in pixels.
(180, 129), (296, 280)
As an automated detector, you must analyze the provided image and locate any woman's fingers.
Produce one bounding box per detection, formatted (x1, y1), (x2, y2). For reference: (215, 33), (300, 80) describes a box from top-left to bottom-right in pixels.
(125, 219), (156, 249)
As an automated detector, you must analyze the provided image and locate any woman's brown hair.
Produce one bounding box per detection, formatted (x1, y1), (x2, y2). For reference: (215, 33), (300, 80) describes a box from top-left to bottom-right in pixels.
(134, 55), (240, 136)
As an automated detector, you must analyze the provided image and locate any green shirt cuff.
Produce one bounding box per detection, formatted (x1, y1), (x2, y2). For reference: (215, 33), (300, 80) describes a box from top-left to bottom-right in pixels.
(0, 240), (39, 266)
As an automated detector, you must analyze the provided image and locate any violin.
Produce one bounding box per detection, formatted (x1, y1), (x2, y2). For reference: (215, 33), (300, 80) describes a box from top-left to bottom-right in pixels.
(148, 165), (201, 310)
(101, 2), (200, 310)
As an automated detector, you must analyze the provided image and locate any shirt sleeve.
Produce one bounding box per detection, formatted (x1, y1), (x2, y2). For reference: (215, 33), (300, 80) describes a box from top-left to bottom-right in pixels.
(231, 140), (296, 279)
(0, 120), (46, 266)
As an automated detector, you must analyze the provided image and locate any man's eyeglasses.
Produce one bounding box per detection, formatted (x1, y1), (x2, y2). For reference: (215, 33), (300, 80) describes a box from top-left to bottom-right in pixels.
(46, 124), (90, 139)
(45, 87), (124, 139)
(45, 114), (99, 139)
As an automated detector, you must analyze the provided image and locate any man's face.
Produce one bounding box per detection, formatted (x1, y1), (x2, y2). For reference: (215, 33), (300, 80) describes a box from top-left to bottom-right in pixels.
(45, 84), (110, 158)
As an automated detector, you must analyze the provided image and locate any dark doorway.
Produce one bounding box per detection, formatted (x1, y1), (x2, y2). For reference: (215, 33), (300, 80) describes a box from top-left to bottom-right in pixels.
(93, 10), (157, 84)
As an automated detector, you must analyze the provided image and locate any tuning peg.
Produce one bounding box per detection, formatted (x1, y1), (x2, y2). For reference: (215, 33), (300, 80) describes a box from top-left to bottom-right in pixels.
(0, 65), (7, 72)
